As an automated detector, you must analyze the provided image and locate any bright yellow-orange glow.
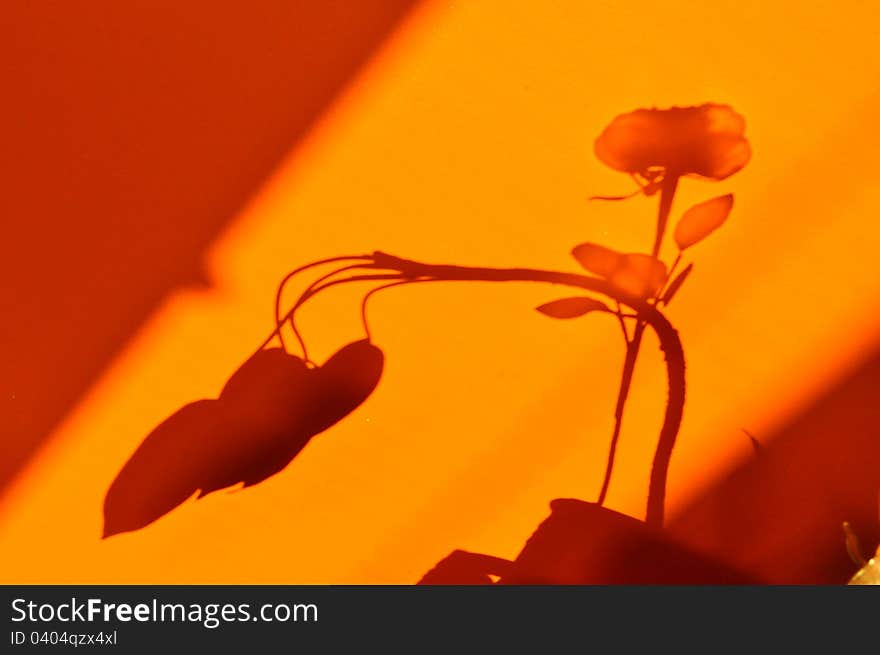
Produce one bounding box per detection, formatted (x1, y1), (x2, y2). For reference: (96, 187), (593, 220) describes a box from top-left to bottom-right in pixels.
(3, 0), (880, 582)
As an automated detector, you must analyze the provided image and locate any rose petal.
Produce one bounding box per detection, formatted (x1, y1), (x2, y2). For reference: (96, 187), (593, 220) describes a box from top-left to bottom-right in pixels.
(594, 104), (750, 181)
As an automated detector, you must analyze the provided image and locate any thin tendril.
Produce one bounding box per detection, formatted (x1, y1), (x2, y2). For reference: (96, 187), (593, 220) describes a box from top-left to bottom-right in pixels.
(614, 300), (631, 344)
(588, 188), (643, 202)
(276, 262), (379, 362)
(359, 277), (438, 340)
(258, 273), (407, 356)
(655, 252), (682, 304)
(273, 255), (372, 351)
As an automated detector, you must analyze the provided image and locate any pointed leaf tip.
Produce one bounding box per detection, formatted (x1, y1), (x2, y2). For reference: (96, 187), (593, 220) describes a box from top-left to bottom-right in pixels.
(674, 194), (734, 250)
(536, 297), (610, 319)
(661, 263), (694, 305)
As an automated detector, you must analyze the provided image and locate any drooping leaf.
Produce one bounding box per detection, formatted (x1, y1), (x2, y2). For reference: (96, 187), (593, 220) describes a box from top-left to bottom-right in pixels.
(536, 296), (610, 319)
(673, 194), (734, 250)
(660, 263), (693, 305)
(609, 254), (667, 298)
(103, 342), (385, 537)
(571, 243), (623, 277)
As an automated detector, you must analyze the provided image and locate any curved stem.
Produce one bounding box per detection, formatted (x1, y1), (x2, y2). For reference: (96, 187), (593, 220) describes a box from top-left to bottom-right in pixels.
(360, 277), (437, 340)
(273, 255), (372, 350)
(257, 271), (399, 352)
(285, 263), (379, 361)
(368, 251), (685, 526)
(260, 272), (405, 348)
(598, 175), (681, 512)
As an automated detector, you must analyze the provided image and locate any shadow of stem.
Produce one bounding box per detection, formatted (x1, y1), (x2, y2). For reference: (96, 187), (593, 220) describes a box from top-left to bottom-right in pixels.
(273, 251), (686, 526)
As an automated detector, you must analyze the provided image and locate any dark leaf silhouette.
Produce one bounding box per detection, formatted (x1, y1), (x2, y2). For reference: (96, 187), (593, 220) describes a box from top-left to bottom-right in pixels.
(103, 340), (384, 537)
(571, 243), (622, 277)
(536, 296), (610, 319)
(660, 263), (693, 305)
(673, 193), (734, 250)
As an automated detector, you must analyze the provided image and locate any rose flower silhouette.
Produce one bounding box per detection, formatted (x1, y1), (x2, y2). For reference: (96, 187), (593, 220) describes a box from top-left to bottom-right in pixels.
(527, 103), (752, 519)
(105, 103), (750, 545)
(595, 103), (750, 183)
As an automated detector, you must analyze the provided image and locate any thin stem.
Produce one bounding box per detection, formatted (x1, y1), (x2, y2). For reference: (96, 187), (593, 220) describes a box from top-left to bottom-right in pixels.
(655, 251), (682, 304)
(668, 252), (682, 278)
(645, 176), (682, 525)
(257, 272), (402, 352)
(614, 301), (631, 344)
(264, 251), (684, 525)
(273, 255), (372, 350)
(589, 189), (643, 202)
(597, 175), (680, 516)
(596, 322), (645, 505)
(295, 273), (404, 310)
(360, 277), (437, 340)
(368, 251), (685, 526)
(276, 262), (381, 361)
(651, 174), (679, 258)
(288, 315), (311, 367)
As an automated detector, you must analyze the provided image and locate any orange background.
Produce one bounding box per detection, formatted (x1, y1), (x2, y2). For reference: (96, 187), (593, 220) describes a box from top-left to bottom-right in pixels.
(2, 0), (880, 582)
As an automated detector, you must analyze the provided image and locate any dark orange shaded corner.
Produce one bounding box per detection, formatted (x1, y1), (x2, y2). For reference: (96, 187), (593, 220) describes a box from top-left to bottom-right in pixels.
(421, 500), (756, 584)
(418, 341), (880, 584)
(2, 0), (880, 585)
(669, 342), (880, 584)
(0, 0), (422, 494)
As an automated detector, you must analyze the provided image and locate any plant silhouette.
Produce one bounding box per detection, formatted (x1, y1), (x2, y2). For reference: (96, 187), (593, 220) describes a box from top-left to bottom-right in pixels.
(105, 102), (751, 579)
(420, 500), (755, 584)
(103, 341), (383, 537)
(2, 0), (421, 497)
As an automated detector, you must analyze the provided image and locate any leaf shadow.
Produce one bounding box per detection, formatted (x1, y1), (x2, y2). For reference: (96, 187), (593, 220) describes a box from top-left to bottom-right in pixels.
(102, 340), (383, 537)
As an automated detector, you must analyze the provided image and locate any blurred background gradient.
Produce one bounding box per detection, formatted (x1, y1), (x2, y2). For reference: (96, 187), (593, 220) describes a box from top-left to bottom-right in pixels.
(1, 0), (878, 583)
